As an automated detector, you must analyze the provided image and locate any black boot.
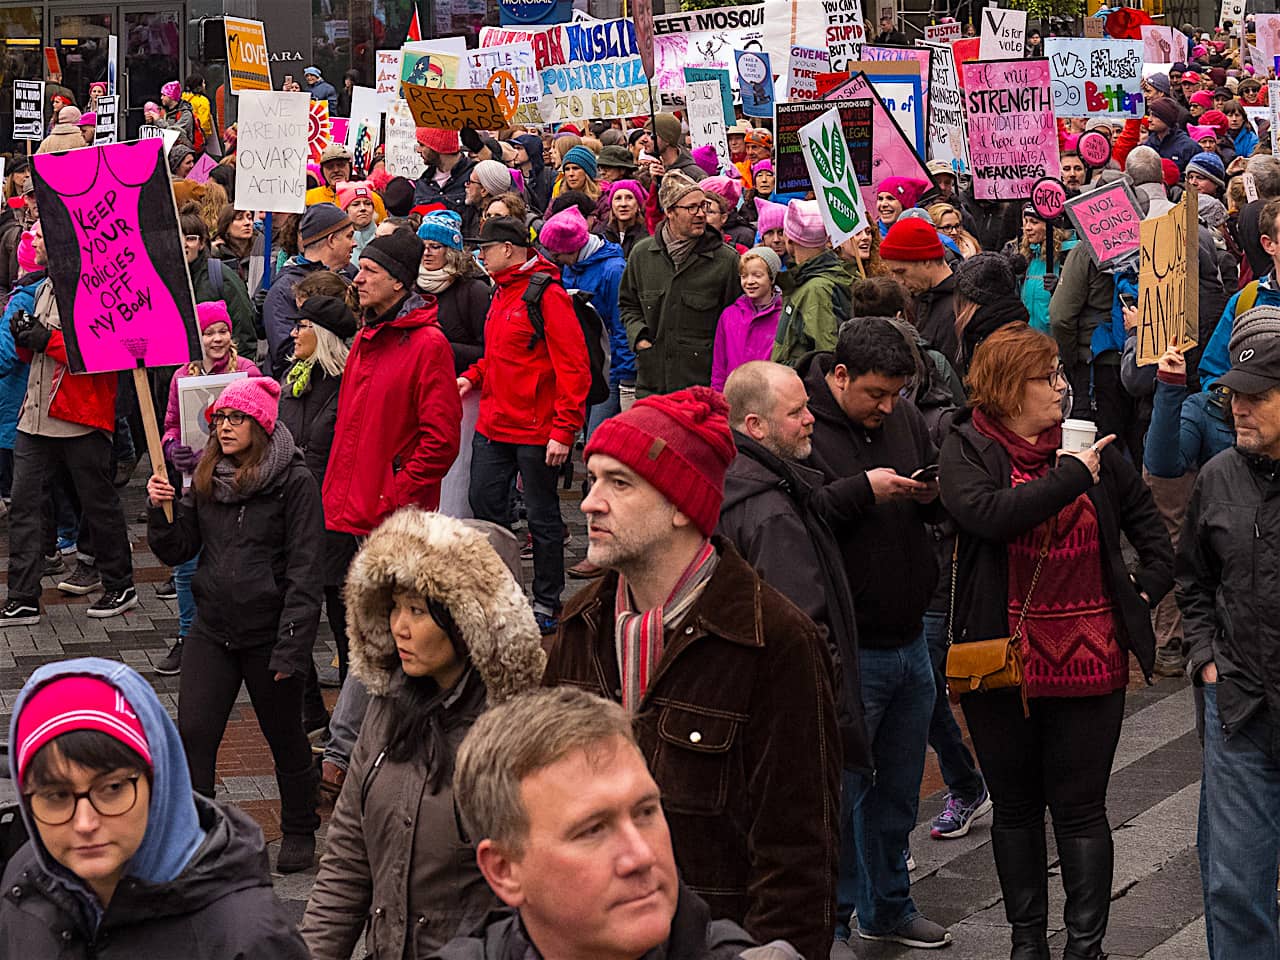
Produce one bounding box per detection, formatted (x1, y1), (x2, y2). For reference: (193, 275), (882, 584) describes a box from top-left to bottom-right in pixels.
(991, 825), (1050, 960)
(1057, 835), (1113, 960)
(275, 763), (319, 873)
(276, 833), (315, 874)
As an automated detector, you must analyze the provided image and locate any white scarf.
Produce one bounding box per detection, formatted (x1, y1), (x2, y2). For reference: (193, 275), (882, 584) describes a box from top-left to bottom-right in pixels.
(417, 264), (455, 294)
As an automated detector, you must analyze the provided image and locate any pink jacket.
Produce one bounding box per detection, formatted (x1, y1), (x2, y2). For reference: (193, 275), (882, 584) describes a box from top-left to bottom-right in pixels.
(163, 356), (263, 448)
(711, 291), (783, 391)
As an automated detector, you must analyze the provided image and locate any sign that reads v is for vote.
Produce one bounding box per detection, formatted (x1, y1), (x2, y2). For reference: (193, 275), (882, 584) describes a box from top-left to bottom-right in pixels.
(1044, 38), (1144, 118)
(224, 17), (272, 93)
(979, 7), (1027, 60)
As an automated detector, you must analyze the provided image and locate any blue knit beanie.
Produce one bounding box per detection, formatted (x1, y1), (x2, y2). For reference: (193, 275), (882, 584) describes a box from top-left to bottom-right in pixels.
(1186, 151), (1226, 188)
(562, 145), (598, 180)
(417, 210), (464, 250)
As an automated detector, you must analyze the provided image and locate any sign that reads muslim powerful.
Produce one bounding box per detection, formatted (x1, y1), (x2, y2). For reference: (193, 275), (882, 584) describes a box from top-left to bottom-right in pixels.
(1044, 38), (1145, 118)
(962, 58), (1058, 200)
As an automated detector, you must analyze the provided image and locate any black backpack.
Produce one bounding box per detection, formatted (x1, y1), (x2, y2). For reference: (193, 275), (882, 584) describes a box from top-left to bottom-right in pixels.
(522, 272), (610, 407)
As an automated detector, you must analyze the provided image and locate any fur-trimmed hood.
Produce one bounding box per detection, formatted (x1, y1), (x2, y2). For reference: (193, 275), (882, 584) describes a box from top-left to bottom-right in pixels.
(345, 508), (545, 699)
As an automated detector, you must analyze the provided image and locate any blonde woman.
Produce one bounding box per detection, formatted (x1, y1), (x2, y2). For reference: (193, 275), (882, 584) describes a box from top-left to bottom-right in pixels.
(927, 202), (982, 258)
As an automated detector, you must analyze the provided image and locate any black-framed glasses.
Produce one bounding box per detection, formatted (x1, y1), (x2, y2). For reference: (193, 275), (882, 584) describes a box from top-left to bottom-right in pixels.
(938, 223), (962, 235)
(26, 775), (141, 826)
(291, 319), (314, 332)
(1026, 365), (1069, 389)
(675, 201), (714, 213)
(210, 411), (249, 427)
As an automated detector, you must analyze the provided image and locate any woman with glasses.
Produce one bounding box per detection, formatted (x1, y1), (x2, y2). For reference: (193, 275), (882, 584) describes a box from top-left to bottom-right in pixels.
(147, 377), (326, 875)
(927, 202), (982, 259)
(938, 323), (1172, 960)
(2, 657), (309, 957)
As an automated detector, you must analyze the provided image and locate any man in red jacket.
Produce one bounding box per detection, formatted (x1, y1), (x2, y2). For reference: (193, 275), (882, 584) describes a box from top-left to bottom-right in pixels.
(322, 229), (461, 536)
(459, 216), (590, 634)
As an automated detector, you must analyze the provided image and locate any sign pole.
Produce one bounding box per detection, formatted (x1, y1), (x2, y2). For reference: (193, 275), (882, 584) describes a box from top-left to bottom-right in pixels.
(262, 212), (274, 289)
(135, 364), (173, 523)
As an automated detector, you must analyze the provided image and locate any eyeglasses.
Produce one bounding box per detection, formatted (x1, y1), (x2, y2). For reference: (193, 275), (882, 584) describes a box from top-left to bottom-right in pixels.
(26, 775), (141, 826)
(938, 223), (961, 235)
(675, 201), (714, 214)
(467, 178), (481, 186)
(210, 410), (249, 427)
(1026, 365), (1069, 390)
(291, 319), (314, 332)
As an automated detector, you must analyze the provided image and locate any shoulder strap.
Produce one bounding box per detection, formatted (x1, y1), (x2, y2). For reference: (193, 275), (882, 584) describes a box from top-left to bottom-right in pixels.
(1237, 279), (1260, 318)
(522, 272), (552, 348)
(207, 256), (224, 298)
(1011, 519), (1056, 643)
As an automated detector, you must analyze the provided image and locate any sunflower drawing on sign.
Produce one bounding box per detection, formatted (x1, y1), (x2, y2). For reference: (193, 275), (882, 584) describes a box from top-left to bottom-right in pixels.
(307, 100), (333, 164)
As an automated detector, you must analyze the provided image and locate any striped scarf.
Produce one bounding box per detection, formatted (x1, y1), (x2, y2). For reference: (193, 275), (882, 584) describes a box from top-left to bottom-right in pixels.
(614, 540), (718, 712)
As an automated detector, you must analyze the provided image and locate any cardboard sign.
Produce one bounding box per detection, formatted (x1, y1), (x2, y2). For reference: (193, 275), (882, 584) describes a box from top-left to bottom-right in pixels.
(979, 7), (1027, 60)
(307, 99), (333, 165)
(13, 80), (44, 141)
(1140, 26), (1187, 64)
(822, 0), (868, 72)
(925, 22), (963, 44)
(1064, 177), (1142, 269)
(962, 59), (1058, 201)
(1044, 38), (1144, 118)
(787, 46), (832, 100)
(1137, 190), (1199, 365)
(31, 139), (199, 374)
(235, 90), (310, 215)
(686, 79), (731, 170)
(1083, 17), (1105, 39)
(225, 16), (272, 93)
(384, 100), (426, 180)
(922, 42), (969, 175)
(402, 83), (509, 130)
(94, 95), (118, 144)
(375, 49), (403, 101)
(799, 105), (872, 245)
(736, 50), (774, 117)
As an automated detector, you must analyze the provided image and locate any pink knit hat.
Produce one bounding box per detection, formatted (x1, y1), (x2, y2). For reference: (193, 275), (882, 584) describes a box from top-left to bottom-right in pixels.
(15, 676), (151, 782)
(336, 180), (375, 210)
(16, 227), (38, 275)
(1190, 90), (1214, 109)
(700, 175), (742, 208)
(783, 199), (828, 247)
(877, 176), (930, 210)
(755, 197), (787, 235)
(691, 144), (720, 176)
(196, 300), (232, 333)
(162, 80), (182, 101)
(608, 178), (648, 206)
(213, 377), (281, 435)
(751, 159), (774, 176)
(539, 206), (589, 254)
(1187, 124), (1217, 143)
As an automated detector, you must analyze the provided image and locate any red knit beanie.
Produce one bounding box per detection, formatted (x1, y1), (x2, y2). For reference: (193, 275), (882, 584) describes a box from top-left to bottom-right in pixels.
(879, 217), (946, 261)
(15, 676), (151, 782)
(584, 386), (735, 537)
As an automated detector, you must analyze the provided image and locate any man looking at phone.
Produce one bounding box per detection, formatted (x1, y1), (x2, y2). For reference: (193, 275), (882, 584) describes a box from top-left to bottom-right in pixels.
(795, 318), (953, 949)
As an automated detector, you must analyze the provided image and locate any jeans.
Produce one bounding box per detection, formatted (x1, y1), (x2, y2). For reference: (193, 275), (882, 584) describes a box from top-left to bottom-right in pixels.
(923, 610), (984, 801)
(469, 432), (563, 613)
(173, 554), (198, 637)
(323, 673), (372, 773)
(1200, 683), (1280, 960)
(837, 631), (935, 938)
(8, 431), (132, 605)
(586, 381), (624, 440)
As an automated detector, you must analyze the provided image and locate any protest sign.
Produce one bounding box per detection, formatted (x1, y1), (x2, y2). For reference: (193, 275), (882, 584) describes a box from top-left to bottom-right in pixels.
(224, 16), (272, 92)
(1077, 130), (1112, 169)
(922, 42), (969, 174)
(799, 105), (872, 245)
(178, 372), (247, 488)
(403, 83), (510, 129)
(1137, 190), (1199, 365)
(684, 66), (735, 125)
(31, 139), (199, 374)
(737, 50), (774, 117)
(816, 71), (853, 98)
(307, 100), (333, 164)
(1031, 177), (1067, 220)
(235, 90), (310, 214)
(186, 153), (217, 183)
(857, 47), (932, 142)
(776, 101), (822, 193)
(979, 7), (1027, 60)
(1259, 15), (1280, 70)
(384, 100), (426, 180)
(1044, 38), (1144, 118)
(1222, 0), (1246, 25)
(1271, 81), (1280, 154)
(951, 37), (981, 89)
(825, 73), (933, 214)
(842, 60), (925, 153)
(962, 59), (1058, 201)
(375, 49), (403, 100)
(94, 95), (118, 145)
(686, 80), (731, 170)
(13, 80), (43, 141)
(346, 87), (383, 175)
(464, 43), (544, 124)
(787, 46), (832, 100)
(925, 21), (962, 44)
(1140, 26), (1186, 64)
(651, 2), (771, 98)
(1064, 178), (1142, 269)
(44, 47), (61, 84)
(635, 0), (656, 78)
(822, 0), (868, 71)
(402, 50), (460, 91)
(1083, 17), (1105, 39)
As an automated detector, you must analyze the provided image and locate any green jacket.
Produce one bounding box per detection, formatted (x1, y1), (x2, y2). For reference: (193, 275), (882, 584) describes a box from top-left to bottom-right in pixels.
(620, 227), (741, 397)
(190, 252), (259, 361)
(771, 251), (852, 367)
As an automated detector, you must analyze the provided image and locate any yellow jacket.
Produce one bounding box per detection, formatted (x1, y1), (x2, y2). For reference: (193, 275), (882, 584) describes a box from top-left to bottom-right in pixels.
(182, 92), (213, 136)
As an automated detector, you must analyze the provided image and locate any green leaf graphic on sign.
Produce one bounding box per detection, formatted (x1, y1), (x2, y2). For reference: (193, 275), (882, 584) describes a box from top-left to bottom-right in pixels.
(808, 136), (834, 182)
(829, 121), (847, 181)
(825, 186), (862, 233)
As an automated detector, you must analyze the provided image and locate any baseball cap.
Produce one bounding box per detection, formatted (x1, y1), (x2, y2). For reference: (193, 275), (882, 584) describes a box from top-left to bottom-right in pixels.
(469, 216), (533, 248)
(1216, 306), (1280, 394)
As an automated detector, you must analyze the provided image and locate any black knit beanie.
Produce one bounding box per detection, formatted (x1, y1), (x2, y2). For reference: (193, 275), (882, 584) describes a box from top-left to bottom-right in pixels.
(300, 295), (357, 338)
(359, 231), (424, 288)
(953, 252), (1018, 306)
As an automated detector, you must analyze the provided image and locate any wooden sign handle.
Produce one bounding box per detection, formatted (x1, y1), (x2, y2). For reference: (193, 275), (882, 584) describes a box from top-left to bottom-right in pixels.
(133, 366), (173, 523)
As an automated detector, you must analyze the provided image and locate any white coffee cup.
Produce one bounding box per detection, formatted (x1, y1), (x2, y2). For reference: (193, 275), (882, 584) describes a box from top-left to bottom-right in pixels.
(1060, 418), (1098, 454)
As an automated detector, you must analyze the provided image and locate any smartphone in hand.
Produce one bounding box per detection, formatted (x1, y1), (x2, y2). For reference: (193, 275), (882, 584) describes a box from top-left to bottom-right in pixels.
(912, 464), (940, 483)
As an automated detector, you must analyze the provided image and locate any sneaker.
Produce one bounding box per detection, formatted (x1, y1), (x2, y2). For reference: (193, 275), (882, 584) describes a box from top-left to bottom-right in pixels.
(535, 611), (560, 636)
(0, 601), (39, 626)
(521, 532), (534, 560)
(154, 638), (183, 675)
(86, 586), (138, 618)
(1154, 646), (1186, 679)
(154, 578), (177, 600)
(57, 562), (102, 596)
(56, 536), (78, 557)
(42, 554), (65, 578)
(858, 916), (953, 949)
(930, 785), (993, 839)
(905, 848), (916, 871)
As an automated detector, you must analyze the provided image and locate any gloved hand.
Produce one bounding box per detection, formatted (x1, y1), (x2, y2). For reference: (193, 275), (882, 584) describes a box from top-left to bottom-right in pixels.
(169, 444), (201, 473)
(1042, 275), (1059, 294)
(13, 314), (51, 353)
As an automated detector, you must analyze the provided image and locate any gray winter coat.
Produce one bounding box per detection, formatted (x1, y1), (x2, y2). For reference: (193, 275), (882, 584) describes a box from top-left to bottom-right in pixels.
(0, 796), (307, 959)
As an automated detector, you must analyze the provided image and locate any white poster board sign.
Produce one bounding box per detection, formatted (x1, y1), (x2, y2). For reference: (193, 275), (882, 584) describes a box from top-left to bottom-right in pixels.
(375, 49), (403, 102)
(685, 79), (731, 172)
(13, 80), (44, 141)
(178, 372), (247, 489)
(924, 42), (970, 175)
(94, 94), (118, 144)
(384, 99), (426, 181)
(798, 105), (871, 245)
(234, 90), (310, 215)
(979, 7), (1027, 60)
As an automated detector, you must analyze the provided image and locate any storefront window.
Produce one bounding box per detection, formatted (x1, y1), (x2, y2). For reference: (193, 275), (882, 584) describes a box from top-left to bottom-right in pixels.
(1, 7), (45, 143)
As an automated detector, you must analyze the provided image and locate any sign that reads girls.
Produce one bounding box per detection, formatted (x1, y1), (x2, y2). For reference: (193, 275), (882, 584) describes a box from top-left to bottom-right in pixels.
(961, 58), (1058, 201)
(1044, 38), (1144, 118)
(31, 139), (199, 374)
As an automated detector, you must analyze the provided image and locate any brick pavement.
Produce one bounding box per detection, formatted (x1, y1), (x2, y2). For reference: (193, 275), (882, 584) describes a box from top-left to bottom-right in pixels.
(0, 463), (1210, 958)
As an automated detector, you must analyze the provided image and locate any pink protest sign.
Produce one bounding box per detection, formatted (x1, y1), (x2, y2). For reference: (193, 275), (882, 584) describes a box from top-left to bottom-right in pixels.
(1064, 178), (1143, 269)
(32, 139), (198, 374)
(1077, 130), (1112, 169)
(961, 58), (1059, 201)
(1030, 177), (1067, 220)
(185, 153), (218, 183)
